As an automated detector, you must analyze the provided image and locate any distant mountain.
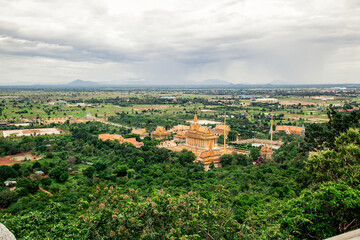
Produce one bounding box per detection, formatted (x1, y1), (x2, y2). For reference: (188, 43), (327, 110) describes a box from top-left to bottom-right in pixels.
(68, 79), (99, 86)
(194, 79), (233, 86)
(267, 79), (296, 85)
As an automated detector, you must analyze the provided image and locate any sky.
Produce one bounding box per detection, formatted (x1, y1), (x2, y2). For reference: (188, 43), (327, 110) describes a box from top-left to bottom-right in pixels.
(0, 0), (359, 85)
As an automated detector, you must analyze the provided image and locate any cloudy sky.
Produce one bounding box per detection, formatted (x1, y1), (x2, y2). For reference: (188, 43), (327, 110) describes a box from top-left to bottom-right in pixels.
(0, 0), (359, 85)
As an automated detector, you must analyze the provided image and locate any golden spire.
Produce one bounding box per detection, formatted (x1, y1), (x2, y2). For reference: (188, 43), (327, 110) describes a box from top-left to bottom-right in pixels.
(194, 113), (198, 123)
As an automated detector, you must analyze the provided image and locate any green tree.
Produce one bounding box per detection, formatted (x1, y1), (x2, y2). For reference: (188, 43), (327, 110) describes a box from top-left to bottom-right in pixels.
(228, 130), (239, 141)
(0, 190), (18, 208)
(49, 166), (68, 182)
(306, 128), (360, 186)
(0, 165), (18, 182)
(83, 166), (96, 178)
(280, 183), (360, 239)
(40, 177), (52, 186)
(58, 172), (69, 183)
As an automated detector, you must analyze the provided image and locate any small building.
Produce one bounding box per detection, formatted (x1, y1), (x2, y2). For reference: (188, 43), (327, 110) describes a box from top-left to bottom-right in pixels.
(170, 125), (190, 133)
(261, 144), (273, 159)
(2, 128), (62, 138)
(98, 134), (143, 148)
(131, 128), (148, 139)
(54, 100), (67, 105)
(275, 125), (305, 136)
(151, 126), (170, 140)
(173, 132), (186, 142)
(123, 138), (144, 148)
(200, 148), (222, 170)
(211, 125), (231, 136)
(4, 180), (17, 187)
(35, 171), (45, 176)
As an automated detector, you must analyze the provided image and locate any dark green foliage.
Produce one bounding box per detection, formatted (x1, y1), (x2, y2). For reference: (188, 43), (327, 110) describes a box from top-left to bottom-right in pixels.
(114, 165), (128, 177)
(1, 117), (360, 239)
(59, 172), (69, 183)
(0, 190), (18, 208)
(280, 183), (360, 239)
(32, 161), (41, 169)
(306, 128), (360, 186)
(83, 166), (96, 178)
(16, 178), (39, 196)
(305, 108), (360, 150)
(93, 161), (107, 171)
(82, 188), (246, 239)
(49, 166), (68, 182)
(40, 177), (52, 186)
(0, 165), (18, 182)
(178, 149), (196, 165)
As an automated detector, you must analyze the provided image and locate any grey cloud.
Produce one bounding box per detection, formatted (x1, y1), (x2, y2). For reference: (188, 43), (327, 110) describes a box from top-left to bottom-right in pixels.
(0, 0), (359, 85)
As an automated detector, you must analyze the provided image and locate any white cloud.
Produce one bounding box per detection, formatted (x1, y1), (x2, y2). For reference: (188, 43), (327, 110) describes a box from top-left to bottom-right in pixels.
(0, 0), (359, 85)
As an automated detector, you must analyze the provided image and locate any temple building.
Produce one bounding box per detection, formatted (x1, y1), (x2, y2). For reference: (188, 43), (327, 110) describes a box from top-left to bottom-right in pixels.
(211, 124), (231, 136)
(131, 128), (147, 139)
(170, 124), (190, 133)
(275, 125), (305, 136)
(158, 114), (230, 170)
(199, 141), (221, 168)
(173, 132), (186, 142)
(260, 143), (273, 159)
(151, 126), (170, 139)
(185, 114), (218, 149)
(98, 134), (144, 148)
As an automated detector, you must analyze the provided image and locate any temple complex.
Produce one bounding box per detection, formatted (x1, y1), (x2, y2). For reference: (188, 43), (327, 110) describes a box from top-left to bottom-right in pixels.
(131, 128), (147, 139)
(151, 126), (170, 139)
(98, 134), (144, 148)
(160, 114), (223, 170)
(170, 124), (190, 133)
(173, 132), (186, 142)
(211, 124), (231, 136)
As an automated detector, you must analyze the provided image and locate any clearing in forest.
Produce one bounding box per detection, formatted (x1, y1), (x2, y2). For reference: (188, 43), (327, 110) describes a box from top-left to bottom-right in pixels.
(0, 152), (43, 166)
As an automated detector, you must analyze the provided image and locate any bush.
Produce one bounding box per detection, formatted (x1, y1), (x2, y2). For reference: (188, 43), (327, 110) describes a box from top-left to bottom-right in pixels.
(0, 190), (18, 208)
(0, 165), (18, 182)
(40, 177), (52, 187)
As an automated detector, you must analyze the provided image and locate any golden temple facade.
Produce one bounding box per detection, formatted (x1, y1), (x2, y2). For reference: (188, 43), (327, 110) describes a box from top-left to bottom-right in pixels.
(185, 114), (218, 150)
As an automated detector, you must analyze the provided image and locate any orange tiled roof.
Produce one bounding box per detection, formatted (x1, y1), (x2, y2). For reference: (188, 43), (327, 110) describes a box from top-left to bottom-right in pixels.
(131, 128), (147, 136)
(23, 129), (40, 134)
(174, 132), (186, 139)
(214, 125), (231, 131)
(154, 126), (166, 133)
(171, 125), (190, 132)
(275, 125), (304, 135)
(98, 134), (124, 141)
(99, 134), (144, 148)
(123, 138), (144, 148)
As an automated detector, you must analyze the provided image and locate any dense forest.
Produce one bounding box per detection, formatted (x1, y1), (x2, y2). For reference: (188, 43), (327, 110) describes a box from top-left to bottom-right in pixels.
(1, 109), (360, 239)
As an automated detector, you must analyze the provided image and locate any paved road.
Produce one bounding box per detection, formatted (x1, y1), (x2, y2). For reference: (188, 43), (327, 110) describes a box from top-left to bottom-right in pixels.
(99, 121), (131, 129)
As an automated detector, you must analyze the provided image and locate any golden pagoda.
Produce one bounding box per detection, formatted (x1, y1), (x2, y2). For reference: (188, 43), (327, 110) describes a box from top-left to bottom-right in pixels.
(260, 115), (274, 159)
(185, 113), (218, 149)
(151, 126), (170, 140)
(200, 140), (221, 167)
